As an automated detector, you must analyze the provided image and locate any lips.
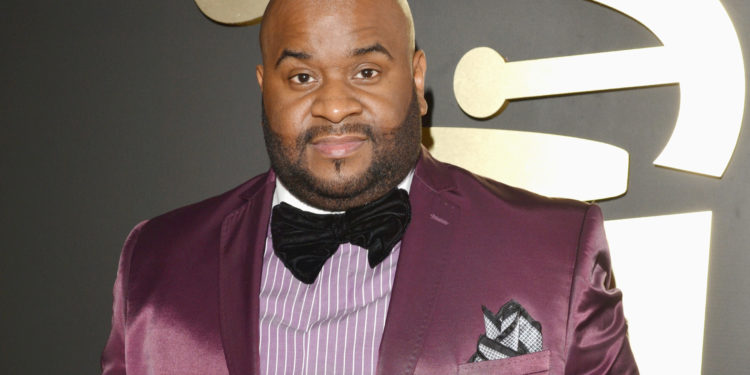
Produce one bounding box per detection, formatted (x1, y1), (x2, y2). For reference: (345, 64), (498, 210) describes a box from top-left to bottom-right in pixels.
(310, 135), (368, 158)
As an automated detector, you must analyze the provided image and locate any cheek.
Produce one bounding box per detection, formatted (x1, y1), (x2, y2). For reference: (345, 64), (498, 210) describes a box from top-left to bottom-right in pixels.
(369, 98), (408, 131)
(266, 99), (311, 142)
(365, 79), (414, 128)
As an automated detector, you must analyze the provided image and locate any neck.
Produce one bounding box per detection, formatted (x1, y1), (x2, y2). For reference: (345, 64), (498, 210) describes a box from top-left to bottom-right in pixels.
(273, 170), (415, 214)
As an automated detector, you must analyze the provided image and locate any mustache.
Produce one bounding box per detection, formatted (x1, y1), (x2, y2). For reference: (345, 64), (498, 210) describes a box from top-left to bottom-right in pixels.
(299, 123), (376, 146)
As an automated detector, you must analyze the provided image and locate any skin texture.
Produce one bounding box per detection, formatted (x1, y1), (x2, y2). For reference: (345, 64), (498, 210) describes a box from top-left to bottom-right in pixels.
(257, 0), (428, 211)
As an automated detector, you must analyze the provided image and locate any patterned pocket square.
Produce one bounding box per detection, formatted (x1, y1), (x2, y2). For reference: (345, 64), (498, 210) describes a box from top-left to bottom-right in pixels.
(469, 300), (543, 362)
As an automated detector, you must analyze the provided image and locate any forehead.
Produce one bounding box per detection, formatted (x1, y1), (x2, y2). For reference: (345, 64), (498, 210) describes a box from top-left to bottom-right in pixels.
(262, 0), (410, 62)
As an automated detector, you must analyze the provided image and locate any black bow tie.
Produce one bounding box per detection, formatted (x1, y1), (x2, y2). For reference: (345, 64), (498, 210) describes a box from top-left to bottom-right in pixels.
(271, 188), (411, 284)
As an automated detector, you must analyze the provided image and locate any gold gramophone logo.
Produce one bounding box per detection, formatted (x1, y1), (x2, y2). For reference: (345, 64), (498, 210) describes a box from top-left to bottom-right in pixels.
(452, 0), (745, 179)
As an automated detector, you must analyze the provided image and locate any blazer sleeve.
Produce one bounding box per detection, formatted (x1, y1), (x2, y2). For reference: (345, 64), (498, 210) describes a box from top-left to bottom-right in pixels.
(101, 221), (148, 375)
(563, 205), (639, 375)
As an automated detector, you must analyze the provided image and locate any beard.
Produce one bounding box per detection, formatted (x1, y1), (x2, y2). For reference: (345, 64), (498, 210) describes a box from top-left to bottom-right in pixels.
(262, 91), (422, 211)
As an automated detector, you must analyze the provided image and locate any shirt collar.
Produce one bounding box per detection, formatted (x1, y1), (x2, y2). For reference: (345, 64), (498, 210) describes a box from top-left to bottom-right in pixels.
(272, 170), (415, 215)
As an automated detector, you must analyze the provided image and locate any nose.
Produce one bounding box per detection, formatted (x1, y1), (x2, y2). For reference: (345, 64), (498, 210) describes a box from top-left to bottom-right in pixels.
(310, 79), (363, 124)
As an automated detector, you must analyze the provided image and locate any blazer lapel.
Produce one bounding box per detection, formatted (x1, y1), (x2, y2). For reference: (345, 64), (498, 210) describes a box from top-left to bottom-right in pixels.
(218, 173), (275, 375)
(377, 150), (460, 375)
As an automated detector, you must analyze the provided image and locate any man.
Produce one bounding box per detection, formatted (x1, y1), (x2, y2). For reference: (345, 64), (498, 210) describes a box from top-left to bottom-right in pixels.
(102, 0), (638, 374)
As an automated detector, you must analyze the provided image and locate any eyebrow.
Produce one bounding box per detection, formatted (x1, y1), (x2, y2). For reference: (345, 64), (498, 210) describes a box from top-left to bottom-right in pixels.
(274, 43), (394, 68)
(351, 43), (393, 60)
(275, 49), (312, 68)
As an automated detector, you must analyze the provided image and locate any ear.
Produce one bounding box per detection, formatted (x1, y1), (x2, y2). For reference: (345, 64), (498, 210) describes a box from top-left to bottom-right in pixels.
(412, 49), (428, 115)
(256, 64), (264, 92)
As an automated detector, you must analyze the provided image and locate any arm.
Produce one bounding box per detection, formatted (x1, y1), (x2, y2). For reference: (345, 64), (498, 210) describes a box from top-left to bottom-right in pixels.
(563, 205), (638, 375)
(101, 221), (148, 375)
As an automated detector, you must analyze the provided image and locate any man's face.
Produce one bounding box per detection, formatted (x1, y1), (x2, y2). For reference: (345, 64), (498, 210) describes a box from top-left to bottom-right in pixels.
(257, 0), (427, 211)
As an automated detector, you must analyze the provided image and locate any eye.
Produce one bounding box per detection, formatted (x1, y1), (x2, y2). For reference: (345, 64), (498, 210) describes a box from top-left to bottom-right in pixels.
(355, 68), (379, 80)
(290, 73), (315, 84)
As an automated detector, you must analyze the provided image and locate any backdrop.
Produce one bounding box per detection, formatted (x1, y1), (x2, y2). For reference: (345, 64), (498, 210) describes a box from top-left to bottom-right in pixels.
(2, 0), (748, 373)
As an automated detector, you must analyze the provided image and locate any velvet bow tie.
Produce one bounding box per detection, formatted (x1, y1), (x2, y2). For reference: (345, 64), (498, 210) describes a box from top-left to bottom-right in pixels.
(270, 188), (411, 284)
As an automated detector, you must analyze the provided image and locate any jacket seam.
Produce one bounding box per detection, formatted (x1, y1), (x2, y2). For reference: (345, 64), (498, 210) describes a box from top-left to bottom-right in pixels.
(561, 204), (594, 368)
(123, 220), (147, 337)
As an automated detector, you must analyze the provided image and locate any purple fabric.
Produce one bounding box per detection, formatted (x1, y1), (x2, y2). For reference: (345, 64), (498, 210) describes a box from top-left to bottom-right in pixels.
(258, 235), (399, 375)
(101, 148), (638, 374)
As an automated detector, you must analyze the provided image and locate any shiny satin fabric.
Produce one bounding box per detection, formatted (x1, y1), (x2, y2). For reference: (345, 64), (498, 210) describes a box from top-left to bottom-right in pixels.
(102, 148), (638, 374)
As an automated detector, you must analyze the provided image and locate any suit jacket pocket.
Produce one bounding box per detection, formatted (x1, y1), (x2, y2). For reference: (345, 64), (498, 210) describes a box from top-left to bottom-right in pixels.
(457, 350), (550, 375)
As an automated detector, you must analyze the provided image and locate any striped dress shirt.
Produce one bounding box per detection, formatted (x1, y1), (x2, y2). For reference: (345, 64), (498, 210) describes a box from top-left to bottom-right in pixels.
(259, 173), (413, 375)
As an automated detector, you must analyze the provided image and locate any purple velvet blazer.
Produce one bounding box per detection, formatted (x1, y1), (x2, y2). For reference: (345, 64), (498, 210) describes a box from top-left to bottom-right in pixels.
(102, 149), (638, 374)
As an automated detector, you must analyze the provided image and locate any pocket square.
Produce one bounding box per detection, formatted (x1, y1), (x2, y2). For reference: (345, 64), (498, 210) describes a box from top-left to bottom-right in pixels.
(469, 300), (543, 362)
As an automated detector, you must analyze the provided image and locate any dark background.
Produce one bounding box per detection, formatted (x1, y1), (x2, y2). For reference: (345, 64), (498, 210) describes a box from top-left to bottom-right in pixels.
(2, 0), (748, 373)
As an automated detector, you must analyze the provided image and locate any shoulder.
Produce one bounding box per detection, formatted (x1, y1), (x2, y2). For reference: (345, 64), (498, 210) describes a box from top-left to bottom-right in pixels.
(129, 171), (273, 253)
(115, 171), (274, 310)
(414, 150), (592, 219)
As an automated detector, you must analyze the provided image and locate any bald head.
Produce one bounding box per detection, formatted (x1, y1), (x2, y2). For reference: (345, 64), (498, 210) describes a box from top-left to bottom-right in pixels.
(259, 0), (416, 57)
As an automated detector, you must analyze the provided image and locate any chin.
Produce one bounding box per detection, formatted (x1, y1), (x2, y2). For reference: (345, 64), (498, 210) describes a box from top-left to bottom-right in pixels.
(311, 156), (370, 180)
(312, 170), (371, 195)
